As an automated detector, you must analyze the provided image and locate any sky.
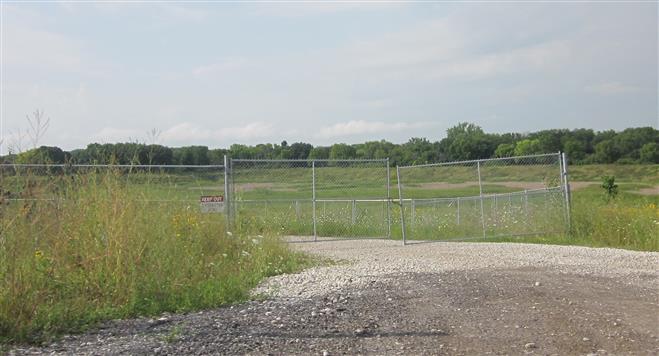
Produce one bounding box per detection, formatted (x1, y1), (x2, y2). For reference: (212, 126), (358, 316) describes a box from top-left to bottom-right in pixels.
(1, 1), (657, 154)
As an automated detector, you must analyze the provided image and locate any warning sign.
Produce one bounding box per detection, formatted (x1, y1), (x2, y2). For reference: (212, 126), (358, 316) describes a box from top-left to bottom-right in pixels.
(200, 195), (224, 213)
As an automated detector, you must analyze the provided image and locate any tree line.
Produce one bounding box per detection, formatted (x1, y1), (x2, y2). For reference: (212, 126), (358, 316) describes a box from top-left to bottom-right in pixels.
(3, 123), (658, 166)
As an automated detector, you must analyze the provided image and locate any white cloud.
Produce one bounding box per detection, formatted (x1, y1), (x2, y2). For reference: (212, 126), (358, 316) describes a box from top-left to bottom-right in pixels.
(158, 4), (208, 23)
(4, 25), (84, 71)
(332, 17), (571, 84)
(250, 2), (402, 18)
(316, 120), (435, 139)
(192, 58), (248, 78)
(427, 41), (571, 81)
(90, 127), (141, 143)
(220, 122), (275, 140)
(160, 122), (275, 143)
(584, 82), (641, 95)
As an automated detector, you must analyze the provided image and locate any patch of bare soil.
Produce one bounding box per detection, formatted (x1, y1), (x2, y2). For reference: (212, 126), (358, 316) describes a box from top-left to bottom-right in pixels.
(632, 186), (659, 196)
(234, 182), (296, 192)
(416, 181), (596, 191)
(11, 268), (658, 355)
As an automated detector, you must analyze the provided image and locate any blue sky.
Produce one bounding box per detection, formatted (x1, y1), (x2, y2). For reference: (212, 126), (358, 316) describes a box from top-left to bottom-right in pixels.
(1, 2), (657, 153)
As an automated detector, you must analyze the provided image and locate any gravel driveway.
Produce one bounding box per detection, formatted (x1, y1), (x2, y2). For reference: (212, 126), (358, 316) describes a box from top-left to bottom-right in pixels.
(9, 239), (659, 355)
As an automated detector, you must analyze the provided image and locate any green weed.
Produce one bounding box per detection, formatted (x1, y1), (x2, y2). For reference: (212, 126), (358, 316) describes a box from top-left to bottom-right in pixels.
(0, 170), (312, 344)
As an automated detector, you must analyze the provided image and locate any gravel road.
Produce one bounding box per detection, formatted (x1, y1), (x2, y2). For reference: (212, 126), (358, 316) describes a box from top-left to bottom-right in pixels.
(9, 239), (659, 355)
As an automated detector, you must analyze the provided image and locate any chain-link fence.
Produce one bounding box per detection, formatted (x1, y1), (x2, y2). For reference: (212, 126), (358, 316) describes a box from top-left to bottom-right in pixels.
(228, 159), (391, 241)
(1, 153), (570, 245)
(0, 163), (228, 232)
(396, 153), (570, 244)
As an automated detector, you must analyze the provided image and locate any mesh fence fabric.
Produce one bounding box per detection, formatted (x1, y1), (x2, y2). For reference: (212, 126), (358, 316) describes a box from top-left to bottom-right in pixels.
(397, 153), (568, 242)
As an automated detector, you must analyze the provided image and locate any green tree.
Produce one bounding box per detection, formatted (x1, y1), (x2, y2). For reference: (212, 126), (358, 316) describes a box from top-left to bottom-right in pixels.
(513, 139), (542, 156)
(289, 142), (313, 160)
(494, 143), (516, 158)
(401, 137), (438, 164)
(594, 140), (619, 163)
(208, 149), (226, 165)
(562, 139), (587, 162)
(354, 140), (395, 160)
(228, 144), (255, 159)
(308, 146), (330, 160)
(531, 129), (569, 153)
(329, 143), (356, 159)
(16, 146), (66, 164)
(173, 146), (209, 165)
(146, 145), (173, 165)
(441, 122), (496, 160)
(69, 148), (89, 163)
(639, 142), (659, 163)
(613, 127), (658, 161)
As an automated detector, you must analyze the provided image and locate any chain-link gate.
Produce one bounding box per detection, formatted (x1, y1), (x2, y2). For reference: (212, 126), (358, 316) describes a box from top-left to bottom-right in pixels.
(227, 159), (391, 242)
(396, 153), (570, 244)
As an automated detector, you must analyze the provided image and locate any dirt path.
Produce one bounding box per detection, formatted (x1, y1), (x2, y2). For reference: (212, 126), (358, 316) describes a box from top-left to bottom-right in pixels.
(415, 181), (598, 191)
(9, 240), (659, 355)
(634, 186), (659, 196)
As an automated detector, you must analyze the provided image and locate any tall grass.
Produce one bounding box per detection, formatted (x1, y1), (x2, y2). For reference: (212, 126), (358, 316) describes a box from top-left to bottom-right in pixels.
(568, 186), (658, 251)
(479, 187), (658, 251)
(0, 170), (312, 344)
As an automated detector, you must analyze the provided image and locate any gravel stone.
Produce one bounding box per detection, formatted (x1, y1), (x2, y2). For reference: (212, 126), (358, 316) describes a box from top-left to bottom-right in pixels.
(525, 342), (537, 349)
(7, 239), (658, 355)
(254, 239), (657, 299)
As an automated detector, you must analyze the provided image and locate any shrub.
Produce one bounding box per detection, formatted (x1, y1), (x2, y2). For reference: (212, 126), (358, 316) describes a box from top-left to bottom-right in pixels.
(601, 176), (618, 201)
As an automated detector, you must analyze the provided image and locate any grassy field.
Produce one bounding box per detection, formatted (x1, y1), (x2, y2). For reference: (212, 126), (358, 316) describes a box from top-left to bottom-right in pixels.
(0, 170), (313, 344)
(0, 163), (657, 344)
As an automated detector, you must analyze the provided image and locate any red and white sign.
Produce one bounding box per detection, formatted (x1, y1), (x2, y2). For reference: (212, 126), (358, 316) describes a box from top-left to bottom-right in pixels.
(200, 195), (224, 213)
(200, 195), (224, 203)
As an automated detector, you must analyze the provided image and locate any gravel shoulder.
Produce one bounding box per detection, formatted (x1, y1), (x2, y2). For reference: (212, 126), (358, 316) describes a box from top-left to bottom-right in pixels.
(9, 239), (659, 355)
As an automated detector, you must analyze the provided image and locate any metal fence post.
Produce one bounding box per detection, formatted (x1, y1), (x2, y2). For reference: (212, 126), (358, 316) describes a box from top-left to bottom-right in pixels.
(411, 199), (416, 225)
(386, 158), (391, 239)
(561, 152), (572, 232)
(351, 199), (356, 225)
(396, 166), (407, 245)
(223, 155), (230, 230)
(312, 160), (317, 241)
(295, 200), (300, 220)
(558, 151), (565, 194)
(524, 189), (529, 214)
(477, 161), (486, 238)
(456, 197), (460, 225)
